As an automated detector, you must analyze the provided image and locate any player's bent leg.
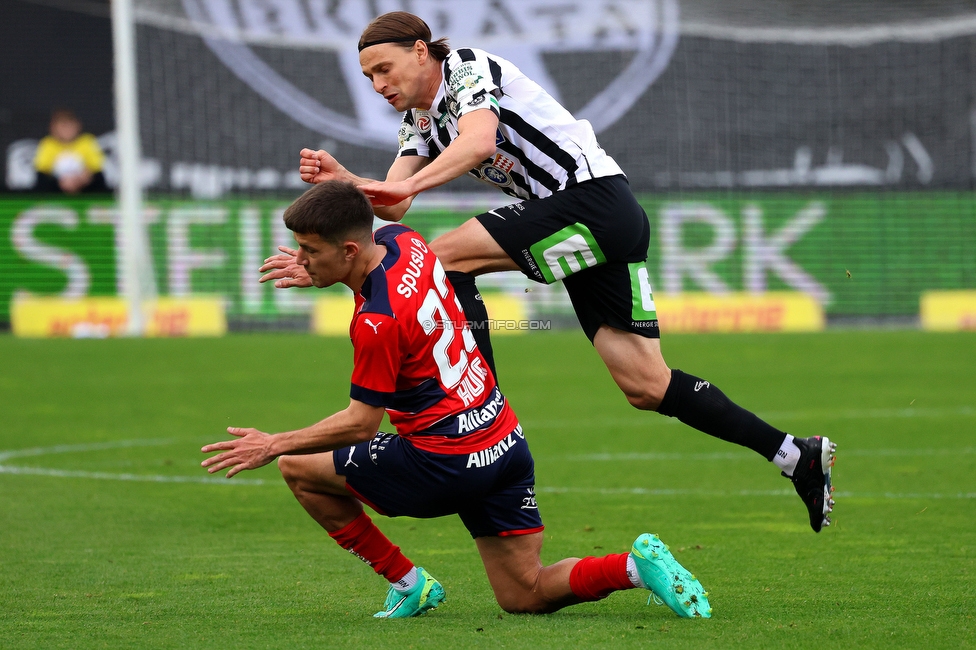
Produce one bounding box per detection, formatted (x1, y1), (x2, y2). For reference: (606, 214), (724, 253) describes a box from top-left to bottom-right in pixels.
(280, 451), (436, 616)
(429, 218), (520, 275)
(278, 453), (362, 531)
(592, 325), (672, 411)
(592, 328), (836, 532)
(475, 532), (581, 614)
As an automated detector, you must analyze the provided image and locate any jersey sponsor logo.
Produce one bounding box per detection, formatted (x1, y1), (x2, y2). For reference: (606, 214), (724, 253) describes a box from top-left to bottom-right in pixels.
(465, 429), (519, 469)
(368, 432), (395, 465)
(395, 237), (430, 299)
(629, 262), (658, 321)
(528, 223), (608, 283)
(397, 125), (415, 150)
(415, 112), (432, 133)
(448, 63), (476, 92)
(456, 384), (505, 434)
(461, 75), (484, 90)
(630, 320), (659, 328)
(187, 1), (678, 151)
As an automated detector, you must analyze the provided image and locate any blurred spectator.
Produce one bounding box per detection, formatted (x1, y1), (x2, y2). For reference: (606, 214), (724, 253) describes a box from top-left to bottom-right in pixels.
(33, 109), (108, 193)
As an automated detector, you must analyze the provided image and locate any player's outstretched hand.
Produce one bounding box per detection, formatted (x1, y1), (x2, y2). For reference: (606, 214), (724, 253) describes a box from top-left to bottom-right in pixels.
(201, 427), (276, 479)
(360, 179), (414, 207)
(299, 148), (344, 184)
(259, 245), (313, 288)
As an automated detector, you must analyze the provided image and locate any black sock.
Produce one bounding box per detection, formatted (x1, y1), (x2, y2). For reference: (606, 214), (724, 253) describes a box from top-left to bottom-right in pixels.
(656, 369), (786, 460)
(446, 271), (498, 383)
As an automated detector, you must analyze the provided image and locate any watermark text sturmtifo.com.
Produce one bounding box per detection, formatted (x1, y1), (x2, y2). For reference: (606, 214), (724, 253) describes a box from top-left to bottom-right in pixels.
(428, 319), (552, 331)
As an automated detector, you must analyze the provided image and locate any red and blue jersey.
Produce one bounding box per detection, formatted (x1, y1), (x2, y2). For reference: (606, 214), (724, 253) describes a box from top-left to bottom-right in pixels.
(349, 225), (519, 454)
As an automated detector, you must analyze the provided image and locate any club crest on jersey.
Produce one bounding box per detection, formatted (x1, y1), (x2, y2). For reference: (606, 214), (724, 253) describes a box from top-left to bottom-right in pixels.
(415, 112), (432, 133)
(480, 164), (511, 187)
(491, 153), (516, 172)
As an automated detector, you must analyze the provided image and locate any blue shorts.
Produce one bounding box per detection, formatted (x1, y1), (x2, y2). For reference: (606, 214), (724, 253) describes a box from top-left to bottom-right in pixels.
(333, 426), (544, 539)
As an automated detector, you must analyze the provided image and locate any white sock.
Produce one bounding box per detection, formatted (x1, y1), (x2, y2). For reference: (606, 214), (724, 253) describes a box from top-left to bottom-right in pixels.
(773, 434), (801, 476)
(625, 555), (646, 589)
(391, 566), (418, 593)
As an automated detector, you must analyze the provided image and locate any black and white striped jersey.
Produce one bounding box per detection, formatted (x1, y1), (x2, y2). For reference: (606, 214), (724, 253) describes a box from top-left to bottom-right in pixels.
(395, 48), (624, 201)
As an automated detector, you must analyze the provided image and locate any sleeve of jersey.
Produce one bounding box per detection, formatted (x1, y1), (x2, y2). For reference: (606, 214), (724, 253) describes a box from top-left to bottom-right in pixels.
(33, 138), (56, 173)
(80, 134), (105, 172)
(396, 113), (429, 159)
(349, 314), (402, 407)
(448, 57), (502, 120)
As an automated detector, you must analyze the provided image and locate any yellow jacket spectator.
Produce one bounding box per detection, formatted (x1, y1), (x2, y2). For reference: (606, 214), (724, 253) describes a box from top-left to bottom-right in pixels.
(33, 109), (109, 194)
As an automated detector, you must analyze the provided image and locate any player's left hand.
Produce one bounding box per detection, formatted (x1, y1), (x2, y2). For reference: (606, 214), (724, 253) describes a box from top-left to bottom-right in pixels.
(201, 427), (276, 478)
(259, 246), (313, 288)
(359, 179), (414, 207)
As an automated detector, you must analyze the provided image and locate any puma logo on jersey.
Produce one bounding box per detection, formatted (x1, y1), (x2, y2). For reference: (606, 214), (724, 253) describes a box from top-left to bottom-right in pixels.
(364, 318), (381, 334)
(344, 446), (359, 468)
(694, 381), (710, 392)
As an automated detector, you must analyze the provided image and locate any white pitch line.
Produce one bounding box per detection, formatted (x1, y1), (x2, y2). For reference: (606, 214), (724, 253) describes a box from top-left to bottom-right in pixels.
(0, 464), (271, 486)
(0, 438), (175, 462)
(2, 439), (974, 500)
(522, 405), (976, 430)
(565, 447), (976, 462)
(537, 486), (976, 500)
(0, 464), (971, 500)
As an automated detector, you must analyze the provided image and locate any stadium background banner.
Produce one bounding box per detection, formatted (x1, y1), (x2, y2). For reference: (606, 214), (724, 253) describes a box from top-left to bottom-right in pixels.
(6, 0), (976, 195)
(2, 194), (973, 328)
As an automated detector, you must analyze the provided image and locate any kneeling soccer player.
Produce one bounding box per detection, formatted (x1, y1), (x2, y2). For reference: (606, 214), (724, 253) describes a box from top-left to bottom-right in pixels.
(201, 181), (711, 618)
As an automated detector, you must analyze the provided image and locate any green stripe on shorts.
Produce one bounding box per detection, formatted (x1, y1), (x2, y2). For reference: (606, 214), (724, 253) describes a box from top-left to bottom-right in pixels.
(629, 261), (657, 321)
(528, 223), (607, 284)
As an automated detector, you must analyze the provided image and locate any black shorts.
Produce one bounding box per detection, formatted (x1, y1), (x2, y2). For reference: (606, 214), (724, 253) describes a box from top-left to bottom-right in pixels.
(475, 175), (659, 341)
(334, 427), (544, 539)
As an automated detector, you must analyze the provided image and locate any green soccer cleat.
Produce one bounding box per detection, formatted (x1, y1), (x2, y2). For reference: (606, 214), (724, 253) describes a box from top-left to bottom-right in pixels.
(631, 533), (711, 618)
(373, 567), (445, 619)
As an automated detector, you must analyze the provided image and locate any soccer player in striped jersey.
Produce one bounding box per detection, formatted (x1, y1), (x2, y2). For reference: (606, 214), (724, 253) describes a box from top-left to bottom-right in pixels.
(278, 12), (836, 533)
(204, 181), (711, 619)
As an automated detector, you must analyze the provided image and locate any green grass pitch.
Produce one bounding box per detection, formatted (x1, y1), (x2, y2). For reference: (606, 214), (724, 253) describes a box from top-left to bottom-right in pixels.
(1, 331), (974, 648)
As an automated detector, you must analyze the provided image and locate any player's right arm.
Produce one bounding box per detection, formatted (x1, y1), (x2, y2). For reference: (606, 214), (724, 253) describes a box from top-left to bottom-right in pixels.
(200, 399), (385, 478)
(298, 148), (429, 222)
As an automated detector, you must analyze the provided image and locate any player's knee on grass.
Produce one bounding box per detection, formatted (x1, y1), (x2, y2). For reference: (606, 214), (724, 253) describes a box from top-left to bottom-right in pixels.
(492, 582), (558, 615)
(486, 561), (577, 614)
